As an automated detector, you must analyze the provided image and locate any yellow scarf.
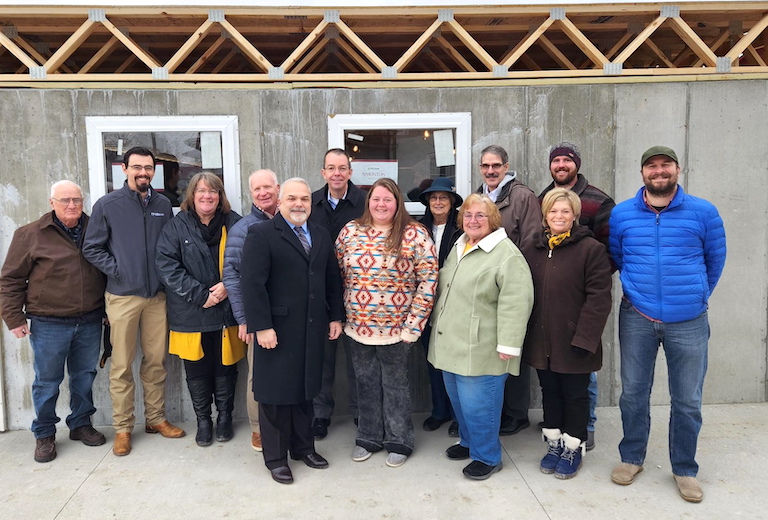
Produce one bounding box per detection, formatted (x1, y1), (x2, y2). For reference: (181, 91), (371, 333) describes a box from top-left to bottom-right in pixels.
(547, 230), (571, 250)
(168, 225), (246, 365)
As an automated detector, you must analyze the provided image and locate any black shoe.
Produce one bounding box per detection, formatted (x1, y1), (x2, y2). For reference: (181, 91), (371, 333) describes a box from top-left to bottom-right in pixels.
(423, 416), (451, 432)
(313, 418), (330, 439)
(445, 444), (470, 460)
(216, 412), (233, 442)
(291, 451), (329, 469)
(448, 421), (459, 437)
(34, 435), (56, 463)
(270, 465), (294, 484)
(353, 417), (359, 427)
(499, 417), (530, 436)
(69, 425), (106, 446)
(463, 460), (503, 480)
(213, 374), (236, 442)
(586, 430), (595, 451)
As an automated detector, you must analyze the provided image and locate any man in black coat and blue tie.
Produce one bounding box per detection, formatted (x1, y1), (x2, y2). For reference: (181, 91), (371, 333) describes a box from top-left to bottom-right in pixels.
(240, 177), (344, 484)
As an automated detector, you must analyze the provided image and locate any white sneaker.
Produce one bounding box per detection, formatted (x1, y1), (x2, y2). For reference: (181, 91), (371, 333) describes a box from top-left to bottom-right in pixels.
(352, 445), (372, 462)
(386, 452), (407, 468)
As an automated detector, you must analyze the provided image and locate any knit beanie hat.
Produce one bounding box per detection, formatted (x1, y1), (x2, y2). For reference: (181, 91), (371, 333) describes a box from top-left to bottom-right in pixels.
(549, 143), (581, 172)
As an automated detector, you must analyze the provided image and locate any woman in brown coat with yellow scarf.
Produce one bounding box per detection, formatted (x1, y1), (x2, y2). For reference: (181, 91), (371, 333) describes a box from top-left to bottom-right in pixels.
(521, 188), (612, 480)
(156, 172), (244, 447)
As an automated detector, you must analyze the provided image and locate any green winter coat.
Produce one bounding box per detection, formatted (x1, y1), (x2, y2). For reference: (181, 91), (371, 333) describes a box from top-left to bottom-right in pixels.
(428, 228), (534, 377)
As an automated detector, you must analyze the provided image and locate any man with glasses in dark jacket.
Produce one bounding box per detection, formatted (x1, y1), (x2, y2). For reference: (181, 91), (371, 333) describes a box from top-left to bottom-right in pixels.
(83, 146), (185, 457)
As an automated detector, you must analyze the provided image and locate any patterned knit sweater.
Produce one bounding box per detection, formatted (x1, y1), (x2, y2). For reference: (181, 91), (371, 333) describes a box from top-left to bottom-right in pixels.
(336, 221), (438, 345)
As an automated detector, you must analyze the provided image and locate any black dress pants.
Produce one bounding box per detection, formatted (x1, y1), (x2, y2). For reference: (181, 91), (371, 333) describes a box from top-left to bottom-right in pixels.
(259, 400), (314, 469)
(537, 367), (590, 442)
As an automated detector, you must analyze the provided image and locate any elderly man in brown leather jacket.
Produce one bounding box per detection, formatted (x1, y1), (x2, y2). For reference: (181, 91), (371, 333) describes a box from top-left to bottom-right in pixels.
(1, 180), (107, 463)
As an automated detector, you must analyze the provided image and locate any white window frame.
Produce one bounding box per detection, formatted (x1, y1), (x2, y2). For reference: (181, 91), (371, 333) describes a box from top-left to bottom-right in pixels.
(85, 115), (242, 214)
(327, 112), (472, 214)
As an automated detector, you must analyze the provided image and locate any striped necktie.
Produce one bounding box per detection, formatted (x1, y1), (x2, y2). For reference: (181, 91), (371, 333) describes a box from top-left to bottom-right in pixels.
(294, 226), (311, 255)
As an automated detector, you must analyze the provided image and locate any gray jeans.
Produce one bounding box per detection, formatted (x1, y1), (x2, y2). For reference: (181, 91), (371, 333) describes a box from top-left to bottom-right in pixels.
(349, 339), (414, 456)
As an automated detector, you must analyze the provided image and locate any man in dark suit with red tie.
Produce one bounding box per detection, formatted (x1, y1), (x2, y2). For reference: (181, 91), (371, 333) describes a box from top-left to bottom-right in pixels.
(240, 177), (344, 484)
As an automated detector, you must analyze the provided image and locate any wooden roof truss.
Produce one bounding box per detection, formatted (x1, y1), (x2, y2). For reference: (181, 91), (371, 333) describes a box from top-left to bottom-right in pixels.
(0, 3), (766, 86)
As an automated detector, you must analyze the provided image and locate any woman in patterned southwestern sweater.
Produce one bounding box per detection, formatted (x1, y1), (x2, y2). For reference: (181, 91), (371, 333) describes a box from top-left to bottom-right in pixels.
(336, 177), (438, 468)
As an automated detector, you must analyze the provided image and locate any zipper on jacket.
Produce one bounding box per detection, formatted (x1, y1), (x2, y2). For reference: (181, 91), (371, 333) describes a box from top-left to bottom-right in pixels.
(655, 212), (662, 321)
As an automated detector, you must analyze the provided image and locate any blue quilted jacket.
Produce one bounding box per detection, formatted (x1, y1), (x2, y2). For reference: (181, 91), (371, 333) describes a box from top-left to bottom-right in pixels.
(609, 186), (726, 323)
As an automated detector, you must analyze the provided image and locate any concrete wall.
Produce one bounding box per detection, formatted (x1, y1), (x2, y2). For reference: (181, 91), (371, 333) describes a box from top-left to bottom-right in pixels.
(0, 80), (766, 431)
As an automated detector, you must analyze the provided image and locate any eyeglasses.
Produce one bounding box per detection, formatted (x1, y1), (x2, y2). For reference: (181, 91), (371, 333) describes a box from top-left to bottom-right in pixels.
(324, 166), (350, 174)
(128, 164), (155, 172)
(194, 189), (219, 196)
(52, 197), (84, 206)
(429, 194), (451, 202)
(463, 213), (488, 221)
(480, 163), (505, 170)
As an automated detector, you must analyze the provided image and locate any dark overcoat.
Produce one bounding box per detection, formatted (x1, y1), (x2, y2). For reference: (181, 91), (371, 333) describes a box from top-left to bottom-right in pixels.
(240, 212), (344, 405)
(520, 225), (612, 374)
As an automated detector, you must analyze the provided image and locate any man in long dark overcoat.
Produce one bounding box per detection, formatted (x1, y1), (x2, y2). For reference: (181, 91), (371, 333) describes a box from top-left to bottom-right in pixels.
(241, 177), (344, 484)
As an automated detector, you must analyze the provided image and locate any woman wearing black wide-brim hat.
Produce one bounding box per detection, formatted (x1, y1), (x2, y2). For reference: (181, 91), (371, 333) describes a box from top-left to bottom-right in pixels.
(418, 178), (463, 436)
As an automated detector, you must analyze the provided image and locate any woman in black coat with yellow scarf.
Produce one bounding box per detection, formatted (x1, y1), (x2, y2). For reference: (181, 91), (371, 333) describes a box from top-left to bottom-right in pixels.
(156, 172), (244, 447)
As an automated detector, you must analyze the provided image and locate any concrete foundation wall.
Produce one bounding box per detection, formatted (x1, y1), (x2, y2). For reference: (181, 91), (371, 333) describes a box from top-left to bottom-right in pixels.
(1, 80), (765, 431)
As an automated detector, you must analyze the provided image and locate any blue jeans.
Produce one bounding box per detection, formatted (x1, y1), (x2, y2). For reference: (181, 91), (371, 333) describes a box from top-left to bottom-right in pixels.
(29, 318), (102, 439)
(443, 372), (506, 466)
(618, 300), (709, 477)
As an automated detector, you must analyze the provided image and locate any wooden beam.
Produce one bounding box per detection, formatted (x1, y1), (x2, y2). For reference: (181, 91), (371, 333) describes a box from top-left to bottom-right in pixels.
(334, 18), (387, 71)
(445, 19), (497, 70)
(538, 34), (576, 70)
(556, 17), (608, 66)
(335, 37), (377, 74)
(164, 18), (215, 73)
(279, 19), (329, 72)
(688, 29), (728, 67)
(726, 13), (768, 61)
(102, 18), (160, 69)
(667, 16), (717, 67)
(644, 37), (676, 68)
(336, 51), (358, 73)
(0, 30), (40, 69)
(520, 54), (542, 71)
(290, 36), (328, 73)
(306, 51), (327, 73)
(211, 49), (237, 74)
(501, 17), (555, 68)
(613, 15), (666, 64)
(186, 36), (226, 74)
(218, 18), (273, 72)
(393, 17), (443, 72)
(435, 35), (476, 72)
(424, 49), (451, 72)
(115, 55), (137, 73)
(45, 18), (97, 72)
(745, 44), (767, 67)
(79, 35), (119, 73)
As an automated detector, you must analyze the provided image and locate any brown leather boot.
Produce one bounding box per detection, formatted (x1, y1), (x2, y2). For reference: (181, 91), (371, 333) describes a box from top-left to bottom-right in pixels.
(145, 420), (186, 438)
(113, 432), (131, 456)
(34, 435), (57, 463)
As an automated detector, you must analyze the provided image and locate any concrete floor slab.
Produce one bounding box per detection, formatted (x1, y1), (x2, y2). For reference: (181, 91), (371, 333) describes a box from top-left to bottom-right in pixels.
(0, 404), (764, 520)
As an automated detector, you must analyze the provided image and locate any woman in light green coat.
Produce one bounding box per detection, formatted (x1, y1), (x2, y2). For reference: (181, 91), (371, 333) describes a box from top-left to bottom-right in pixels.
(429, 193), (533, 480)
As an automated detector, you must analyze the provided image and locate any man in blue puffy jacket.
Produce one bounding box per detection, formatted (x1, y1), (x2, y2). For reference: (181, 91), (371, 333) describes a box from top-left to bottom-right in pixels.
(608, 146), (726, 503)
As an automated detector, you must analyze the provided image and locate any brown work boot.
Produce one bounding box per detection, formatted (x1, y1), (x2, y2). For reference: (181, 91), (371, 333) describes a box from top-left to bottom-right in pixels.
(674, 475), (704, 503)
(69, 425), (107, 446)
(34, 435), (57, 463)
(251, 432), (263, 452)
(611, 463), (644, 485)
(145, 420), (186, 438)
(113, 432), (131, 456)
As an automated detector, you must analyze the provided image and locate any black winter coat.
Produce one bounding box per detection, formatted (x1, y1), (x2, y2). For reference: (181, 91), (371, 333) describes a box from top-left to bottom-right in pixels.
(308, 181), (365, 241)
(241, 213), (344, 405)
(155, 210), (241, 332)
(520, 224), (612, 374)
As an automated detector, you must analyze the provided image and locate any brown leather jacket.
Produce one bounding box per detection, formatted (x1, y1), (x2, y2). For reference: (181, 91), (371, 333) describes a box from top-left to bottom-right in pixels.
(0, 212), (106, 329)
